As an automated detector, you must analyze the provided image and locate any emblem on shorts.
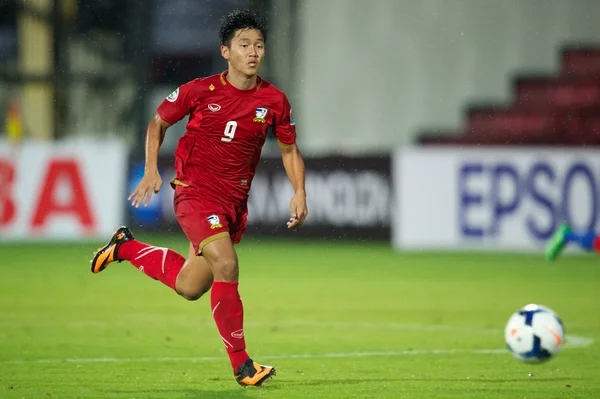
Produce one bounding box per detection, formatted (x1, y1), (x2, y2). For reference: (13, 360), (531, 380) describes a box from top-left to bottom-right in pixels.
(253, 107), (268, 123)
(207, 215), (223, 229)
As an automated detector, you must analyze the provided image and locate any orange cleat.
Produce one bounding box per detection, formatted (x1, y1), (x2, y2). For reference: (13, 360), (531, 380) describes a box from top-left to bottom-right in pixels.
(234, 358), (276, 387)
(90, 226), (134, 273)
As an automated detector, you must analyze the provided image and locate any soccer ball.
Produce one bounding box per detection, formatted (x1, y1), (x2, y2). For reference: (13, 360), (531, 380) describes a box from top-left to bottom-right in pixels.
(504, 304), (565, 363)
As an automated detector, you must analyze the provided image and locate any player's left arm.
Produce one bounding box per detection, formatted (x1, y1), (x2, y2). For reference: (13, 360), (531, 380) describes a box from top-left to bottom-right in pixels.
(274, 94), (307, 228)
(278, 141), (308, 228)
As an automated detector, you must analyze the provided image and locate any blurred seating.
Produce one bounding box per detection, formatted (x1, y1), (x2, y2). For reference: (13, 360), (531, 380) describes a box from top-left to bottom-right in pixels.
(561, 47), (600, 78)
(419, 45), (600, 146)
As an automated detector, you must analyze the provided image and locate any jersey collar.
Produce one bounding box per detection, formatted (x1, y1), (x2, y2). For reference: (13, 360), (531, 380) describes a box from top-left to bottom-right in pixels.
(220, 71), (263, 94)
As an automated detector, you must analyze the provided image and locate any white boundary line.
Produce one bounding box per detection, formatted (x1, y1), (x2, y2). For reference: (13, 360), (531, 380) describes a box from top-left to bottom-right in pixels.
(0, 319), (595, 338)
(1, 335), (593, 365)
(0, 320), (594, 365)
(1, 350), (504, 365)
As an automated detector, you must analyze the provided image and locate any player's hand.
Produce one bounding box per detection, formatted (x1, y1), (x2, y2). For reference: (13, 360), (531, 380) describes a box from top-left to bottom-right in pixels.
(128, 169), (163, 208)
(287, 191), (308, 229)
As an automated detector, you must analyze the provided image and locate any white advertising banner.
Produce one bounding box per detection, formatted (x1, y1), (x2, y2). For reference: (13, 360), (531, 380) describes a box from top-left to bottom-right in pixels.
(0, 140), (128, 240)
(393, 148), (600, 251)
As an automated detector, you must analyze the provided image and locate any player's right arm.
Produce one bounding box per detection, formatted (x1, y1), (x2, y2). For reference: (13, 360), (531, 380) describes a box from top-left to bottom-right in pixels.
(129, 81), (194, 207)
(128, 115), (171, 208)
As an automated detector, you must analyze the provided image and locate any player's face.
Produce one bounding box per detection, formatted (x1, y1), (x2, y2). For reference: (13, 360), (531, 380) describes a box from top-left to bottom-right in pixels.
(221, 29), (265, 77)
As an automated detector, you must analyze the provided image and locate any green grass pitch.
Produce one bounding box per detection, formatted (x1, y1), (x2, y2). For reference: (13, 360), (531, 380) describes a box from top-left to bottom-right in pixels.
(1, 236), (599, 398)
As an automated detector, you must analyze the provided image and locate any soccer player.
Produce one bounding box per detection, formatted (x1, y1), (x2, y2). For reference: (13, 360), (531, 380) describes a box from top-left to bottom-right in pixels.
(90, 9), (307, 388)
(545, 224), (600, 260)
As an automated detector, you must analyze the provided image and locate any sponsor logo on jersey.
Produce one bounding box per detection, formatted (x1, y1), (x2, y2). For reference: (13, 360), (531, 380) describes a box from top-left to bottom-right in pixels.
(208, 103), (221, 112)
(253, 107), (268, 123)
(209, 84), (215, 91)
(290, 108), (296, 126)
(207, 215), (223, 229)
(166, 88), (179, 102)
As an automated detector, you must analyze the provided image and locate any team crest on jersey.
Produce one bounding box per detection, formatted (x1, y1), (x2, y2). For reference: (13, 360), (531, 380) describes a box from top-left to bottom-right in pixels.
(166, 88), (179, 102)
(253, 107), (268, 123)
(207, 215), (223, 229)
(290, 108), (296, 126)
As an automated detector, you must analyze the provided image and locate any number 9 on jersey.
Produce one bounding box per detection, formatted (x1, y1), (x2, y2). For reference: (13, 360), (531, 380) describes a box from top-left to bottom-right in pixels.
(222, 121), (237, 142)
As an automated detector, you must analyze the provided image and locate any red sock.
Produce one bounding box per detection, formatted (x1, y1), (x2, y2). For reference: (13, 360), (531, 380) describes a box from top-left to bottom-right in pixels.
(593, 236), (600, 253)
(211, 282), (249, 370)
(118, 240), (185, 292)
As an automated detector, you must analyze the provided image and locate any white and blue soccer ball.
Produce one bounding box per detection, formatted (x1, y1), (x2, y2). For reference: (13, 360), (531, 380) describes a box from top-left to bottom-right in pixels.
(504, 304), (565, 363)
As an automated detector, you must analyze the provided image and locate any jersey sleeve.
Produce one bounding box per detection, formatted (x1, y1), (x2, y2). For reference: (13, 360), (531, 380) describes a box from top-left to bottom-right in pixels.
(273, 94), (296, 145)
(156, 80), (195, 124)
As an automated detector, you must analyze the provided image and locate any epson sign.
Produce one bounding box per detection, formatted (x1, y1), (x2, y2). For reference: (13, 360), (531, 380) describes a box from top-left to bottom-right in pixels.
(459, 160), (599, 241)
(394, 148), (600, 251)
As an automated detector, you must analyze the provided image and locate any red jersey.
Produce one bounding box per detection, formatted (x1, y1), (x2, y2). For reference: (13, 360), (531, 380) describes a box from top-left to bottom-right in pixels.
(157, 72), (296, 206)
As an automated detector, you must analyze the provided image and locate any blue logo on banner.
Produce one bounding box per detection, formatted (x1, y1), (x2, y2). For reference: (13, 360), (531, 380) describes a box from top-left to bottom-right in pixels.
(458, 160), (598, 240)
(127, 161), (162, 227)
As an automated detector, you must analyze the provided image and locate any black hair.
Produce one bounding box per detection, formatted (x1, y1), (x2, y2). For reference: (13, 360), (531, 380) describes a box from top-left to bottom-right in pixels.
(219, 9), (267, 47)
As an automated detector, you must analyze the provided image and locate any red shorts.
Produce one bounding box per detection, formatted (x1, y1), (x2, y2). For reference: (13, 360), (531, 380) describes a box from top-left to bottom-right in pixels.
(173, 185), (248, 254)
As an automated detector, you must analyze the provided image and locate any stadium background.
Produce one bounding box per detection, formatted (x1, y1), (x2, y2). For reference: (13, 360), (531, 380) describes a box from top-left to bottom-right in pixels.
(1, 0), (600, 248)
(1, 2), (600, 398)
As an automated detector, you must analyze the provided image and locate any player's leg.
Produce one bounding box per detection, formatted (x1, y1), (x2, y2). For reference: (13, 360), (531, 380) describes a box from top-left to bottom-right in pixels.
(90, 226), (186, 293)
(171, 186), (225, 300)
(201, 236), (275, 387)
(92, 185), (206, 296)
(204, 205), (275, 387)
(174, 242), (213, 301)
(545, 223), (600, 260)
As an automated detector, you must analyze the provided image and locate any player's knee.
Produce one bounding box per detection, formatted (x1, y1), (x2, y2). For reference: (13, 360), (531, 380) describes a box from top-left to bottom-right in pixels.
(180, 291), (202, 301)
(212, 257), (239, 282)
(176, 280), (211, 301)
